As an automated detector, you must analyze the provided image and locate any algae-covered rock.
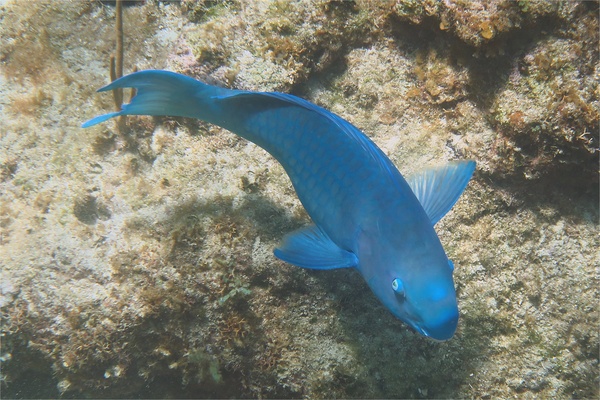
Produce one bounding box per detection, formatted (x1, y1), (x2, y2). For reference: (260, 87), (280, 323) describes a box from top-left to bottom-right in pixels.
(490, 7), (598, 182)
(392, 0), (578, 48)
(180, 0), (375, 91)
(1, 0), (597, 398)
(391, 0), (598, 184)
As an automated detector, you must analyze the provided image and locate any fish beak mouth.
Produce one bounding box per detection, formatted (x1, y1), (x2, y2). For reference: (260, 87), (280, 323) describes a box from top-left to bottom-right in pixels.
(417, 326), (454, 341)
(420, 315), (458, 341)
(408, 322), (433, 339)
(421, 332), (447, 343)
(409, 312), (458, 341)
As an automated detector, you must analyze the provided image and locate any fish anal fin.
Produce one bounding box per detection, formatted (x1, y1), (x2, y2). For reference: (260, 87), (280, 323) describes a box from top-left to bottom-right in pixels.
(274, 226), (357, 270)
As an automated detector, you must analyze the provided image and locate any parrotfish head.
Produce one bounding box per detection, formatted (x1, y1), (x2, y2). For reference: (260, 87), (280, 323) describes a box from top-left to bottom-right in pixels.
(366, 256), (459, 341)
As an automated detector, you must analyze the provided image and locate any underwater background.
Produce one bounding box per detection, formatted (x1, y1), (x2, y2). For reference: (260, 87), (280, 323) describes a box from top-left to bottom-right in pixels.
(0, 0), (598, 398)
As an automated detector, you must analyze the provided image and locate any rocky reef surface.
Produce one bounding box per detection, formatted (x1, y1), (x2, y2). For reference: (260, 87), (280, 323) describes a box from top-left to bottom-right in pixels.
(1, 0), (597, 398)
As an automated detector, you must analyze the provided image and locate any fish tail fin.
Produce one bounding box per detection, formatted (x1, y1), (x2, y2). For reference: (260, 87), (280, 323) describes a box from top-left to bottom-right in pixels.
(82, 70), (225, 128)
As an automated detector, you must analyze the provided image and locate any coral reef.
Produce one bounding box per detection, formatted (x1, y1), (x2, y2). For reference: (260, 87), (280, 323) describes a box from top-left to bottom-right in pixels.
(0, 0), (597, 398)
(391, 0), (598, 183)
(179, 0), (377, 91)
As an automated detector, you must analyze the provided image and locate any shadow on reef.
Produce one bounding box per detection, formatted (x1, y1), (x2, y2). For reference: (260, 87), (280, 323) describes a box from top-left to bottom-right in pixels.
(312, 266), (491, 398)
(24, 188), (490, 398)
(484, 164), (599, 221)
(386, 8), (598, 189)
(0, 337), (60, 399)
(147, 191), (491, 398)
(120, 192), (310, 398)
(387, 5), (585, 109)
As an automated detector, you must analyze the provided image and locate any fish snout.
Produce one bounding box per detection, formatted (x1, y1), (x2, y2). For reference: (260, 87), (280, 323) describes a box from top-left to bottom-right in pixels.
(422, 309), (458, 341)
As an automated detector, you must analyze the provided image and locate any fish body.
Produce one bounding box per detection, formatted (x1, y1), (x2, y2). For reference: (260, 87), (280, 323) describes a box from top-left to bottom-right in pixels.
(83, 70), (475, 340)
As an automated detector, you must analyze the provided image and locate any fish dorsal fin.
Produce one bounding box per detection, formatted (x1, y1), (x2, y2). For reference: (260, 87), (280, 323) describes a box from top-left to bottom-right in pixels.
(274, 225), (357, 270)
(407, 161), (476, 225)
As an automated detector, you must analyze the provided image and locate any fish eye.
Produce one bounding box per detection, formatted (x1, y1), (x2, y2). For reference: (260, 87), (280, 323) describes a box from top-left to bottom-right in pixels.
(391, 278), (405, 298)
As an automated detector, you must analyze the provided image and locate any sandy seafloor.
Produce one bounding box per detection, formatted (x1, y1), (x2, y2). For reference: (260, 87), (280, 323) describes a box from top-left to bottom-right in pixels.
(0, 1), (598, 398)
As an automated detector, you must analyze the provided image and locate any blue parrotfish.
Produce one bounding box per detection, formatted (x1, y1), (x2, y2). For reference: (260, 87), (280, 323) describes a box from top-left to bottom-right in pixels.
(83, 70), (475, 340)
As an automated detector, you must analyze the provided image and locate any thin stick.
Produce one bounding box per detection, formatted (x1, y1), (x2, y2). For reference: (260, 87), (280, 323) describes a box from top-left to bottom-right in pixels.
(111, 0), (125, 132)
(114, 0), (124, 109)
(110, 55), (120, 109)
(115, 0), (123, 82)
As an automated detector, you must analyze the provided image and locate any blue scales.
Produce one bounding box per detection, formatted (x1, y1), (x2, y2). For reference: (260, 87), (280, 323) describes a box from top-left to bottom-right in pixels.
(83, 70), (475, 340)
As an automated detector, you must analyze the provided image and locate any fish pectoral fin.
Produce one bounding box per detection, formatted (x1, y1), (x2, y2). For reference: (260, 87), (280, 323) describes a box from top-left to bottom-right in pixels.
(407, 160), (476, 225)
(274, 225), (357, 270)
